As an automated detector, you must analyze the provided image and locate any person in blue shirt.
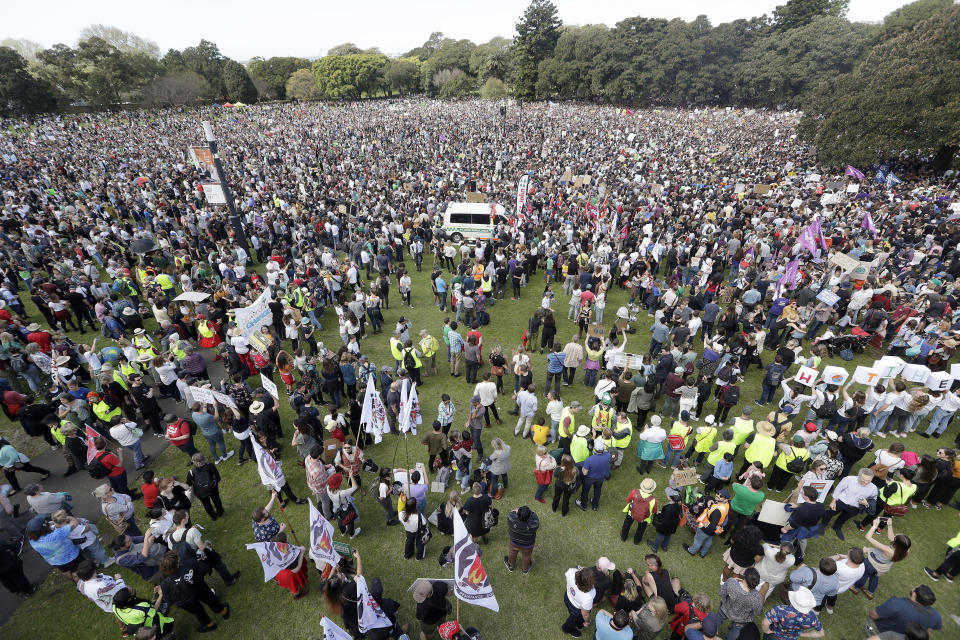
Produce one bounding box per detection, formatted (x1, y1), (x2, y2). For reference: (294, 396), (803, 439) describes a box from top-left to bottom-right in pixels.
(435, 275), (447, 311)
(594, 608), (633, 639)
(546, 344), (565, 398)
(577, 440), (611, 511)
(706, 453), (734, 493)
(765, 297), (789, 330)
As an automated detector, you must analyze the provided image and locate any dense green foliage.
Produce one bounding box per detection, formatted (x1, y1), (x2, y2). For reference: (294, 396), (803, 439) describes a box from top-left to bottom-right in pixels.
(0, 46), (57, 116)
(247, 56), (312, 100)
(311, 53), (389, 99)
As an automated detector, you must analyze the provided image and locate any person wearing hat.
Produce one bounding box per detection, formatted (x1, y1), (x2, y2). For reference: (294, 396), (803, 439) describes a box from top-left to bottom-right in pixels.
(684, 490), (730, 558)
(412, 578), (452, 639)
(577, 439), (611, 512)
(768, 435), (810, 493)
(739, 420), (778, 478)
(621, 478), (658, 545)
(761, 586), (823, 638)
(686, 414), (718, 465)
(636, 415), (667, 474)
(557, 400), (582, 455)
(570, 425), (592, 466)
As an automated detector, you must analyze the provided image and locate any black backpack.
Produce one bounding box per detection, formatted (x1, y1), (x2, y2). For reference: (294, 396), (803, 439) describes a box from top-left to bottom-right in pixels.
(815, 393), (838, 419)
(191, 465), (216, 498)
(785, 448), (807, 473)
(9, 354), (28, 373)
(87, 452), (110, 479)
(765, 365), (784, 387)
(403, 349), (416, 371)
(717, 363), (735, 382)
(721, 385), (740, 406)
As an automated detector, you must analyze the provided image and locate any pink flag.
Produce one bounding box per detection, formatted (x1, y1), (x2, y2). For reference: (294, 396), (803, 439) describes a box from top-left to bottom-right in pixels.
(797, 227), (817, 255)
(809, 218), (828, 250)
(862, 211), (878, 239)
(845, 165), (865, 180)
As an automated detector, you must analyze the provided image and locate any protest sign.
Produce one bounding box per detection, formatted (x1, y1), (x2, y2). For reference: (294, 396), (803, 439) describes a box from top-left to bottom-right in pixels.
(816, 290), (840, 306)
(852, 366), (881, 385)
(246, 542), (302, 582)
(794, 365), (818, 387)
(757, 500), (790, 526)
(234, 286), (272, 338)
(951, 363), (960, 380)
(874, 357), (905, 379)
(587, 323), (605, 339)
(901, 364), (931, 384)
(821, 365), (849, 386)
(190, 386), (216, 406)
(211, 390), (237, 409)
(799, 478), (834, 503)
(926, 371), (952, 391)
(260, 373), (279, 400)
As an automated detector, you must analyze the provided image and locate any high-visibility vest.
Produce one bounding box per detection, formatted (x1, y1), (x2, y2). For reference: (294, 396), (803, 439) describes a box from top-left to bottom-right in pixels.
(570, 436), (590, 463)
(402, 347), (422, 368)
(559, 408), (576, 438)
(669, 421), (692, 448)
(93, 400), (120, 423)
(592, 407), (613, 431)
(419, 335), (439, 358)
(947, 530), (960, 548)
(472, 264), (484, 281)
(389, 338), (403, 361)
(50, 422), (66, 445)
(119, 362), (139, 381)
(694, 427), (717, 453)
(731, 418), (754, 445)
(697, 502), (730, 534)
(707, 440), (736, 466)
(113, 602), (173, 630)
(155, 273), (174, 291)
(885, 481), (917, 506)
(197, 320), (214, 339)
(480, 277), (493, 293)
(614, 420), (633, 448)
(775, 446), (810, 472)
(112, 369), (128, 391)
(292, 289), (305, 308)
(171, 345), (186, 360)
(744, 434), (777, 467)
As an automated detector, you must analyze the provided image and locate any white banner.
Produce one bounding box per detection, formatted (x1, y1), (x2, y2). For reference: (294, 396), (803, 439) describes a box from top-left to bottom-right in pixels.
(356, 575), (394, 632)
(360, 374), (390, 444)
(308, 499), (340, 568)
(234, 286), (273, 339)
(190, 386), (216, 406)
(321, 617), (353, 640)
(515, 174), (530, 219)
(261, 373), (280, 401)
(245, 541), (303, 582)
(252, 437), (285, 492)
(452, 510), (500, 612)
(211, 390), (237, 409)
(398, 381), (422, 435)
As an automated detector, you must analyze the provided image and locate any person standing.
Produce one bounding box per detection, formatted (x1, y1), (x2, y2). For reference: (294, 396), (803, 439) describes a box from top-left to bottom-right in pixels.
(683, 490), (730, 558)
(867, 585), (942, 637)
(447, 322), (464, 377)
(621, 478), (658, 545)
(546, 344), (566, 398)
(421, 421), (450, 471)
(561, 565), (596, 638)
(577, 440), (611, 512)
(164, 413), (199, 463)
(462, 482), (492, 544)
(157, 550), (230, 634)
(107, 416), (149, 470)
(187, 453), (224, 521)
(412, 579), (452, 640)
(467, 396), (486, 459)
(717, 567), (763, 640)
(514, 382), (538, 438)
(503, 505), (540, 574)
(0, 440), (50, 494)
(820, 469), (878, 541)
(562, 336), (584, 386)
(74, 558), (126, 613)
(475, 372), (502, 427)
(92, 438), (137, 498)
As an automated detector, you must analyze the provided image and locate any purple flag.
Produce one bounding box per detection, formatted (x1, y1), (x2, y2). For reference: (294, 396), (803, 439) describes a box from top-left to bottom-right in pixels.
(809, 218), (827, 250)
(797, 226), (817, 255)
(845, 165), (865, 180)
(862, 211), (877, 239)
(782, 259), (800, 291)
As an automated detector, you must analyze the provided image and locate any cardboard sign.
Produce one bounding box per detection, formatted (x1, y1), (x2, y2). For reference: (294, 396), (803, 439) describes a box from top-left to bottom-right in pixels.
(757, 500), (790, 526)
(926, 371), (953, 391)
(673, 468), (698, 487)
(816, 290), (840, 306)
(753, 184), (771, 195)
(821, 365), (849, 386)
(191, 386), (216, 406)
(322, 438), (342, 463)
(587, 323), (605, 339)
(794, 365), (819, 387)
(901, 364), (931, 384)
(853, 366), (881, 386)
(874, 357), (905, 379)
(260, 373), (280, 401)
(465, 192), (486, 203)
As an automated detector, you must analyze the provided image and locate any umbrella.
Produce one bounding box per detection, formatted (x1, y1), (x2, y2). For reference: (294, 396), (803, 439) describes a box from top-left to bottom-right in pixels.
(135, 177), (149, 186)
(130, 238), (157, 254)
(222, 102), (234, 108)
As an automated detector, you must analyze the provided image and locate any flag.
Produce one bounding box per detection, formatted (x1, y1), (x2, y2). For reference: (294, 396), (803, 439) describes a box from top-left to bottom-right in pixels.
(356, 575), (394, 632)
(515, 175), (529, 220)
(251, 437), (285, 492)
(398, 382), (422, 435)
(797, 226), (818, 255)
(245, 542), (303, 582)
(781, 259), (800, 293)
(308, 499), (340, 568)
(886, 172), (902, 186)
(619, 224), (629, 240)
(874, 170), (886, 184)
(360, 374), (390, 444)
(845, 165), (865, 180)
(85, 425), (101, 464)
(321, 617), (353, 640)
(862, 210), (878, 239)
(452, 510), (500, 612)
(810, 217), (828, 250)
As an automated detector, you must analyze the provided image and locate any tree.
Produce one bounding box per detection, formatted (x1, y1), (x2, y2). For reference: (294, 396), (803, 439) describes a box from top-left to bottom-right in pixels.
(181, 40), (227, 97)
(222, 59), (257, 102)
(0, 46), (57, 116)
(35, 44), (82, 101)
(513, 0), (562, 100)
(872, 0), (952, 42)
(285, 68), (320, 101)
(801, 5), (960, 168)
(772, 0), (850, 31)
(421, 38), (476, 92)
(247, 56), (311, 99)
(479, 77), (510, 99)
(383, 58), (421, 95)
(78, 24), (160, 57)
(312, 53), (388, 99)
(327, 43), (363, 56)
(403, 32), (444, 62)
(0, 38), (43, 61)
(141, 71), (210, 106)
(438, 73), (475, 99)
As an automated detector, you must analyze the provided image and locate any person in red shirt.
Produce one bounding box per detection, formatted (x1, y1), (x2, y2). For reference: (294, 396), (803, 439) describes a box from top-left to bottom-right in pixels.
(93, 437), (138, 498)
(140, 470), (160, 508)
(1, 389), (28, 420)
(164, 413), (199, 462)
(0, 301), (12, 324)
(25, 324), (52, 354)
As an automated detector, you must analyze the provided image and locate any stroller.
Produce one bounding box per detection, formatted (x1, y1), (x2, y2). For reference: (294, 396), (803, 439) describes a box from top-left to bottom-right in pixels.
(819, 332), (870, 358)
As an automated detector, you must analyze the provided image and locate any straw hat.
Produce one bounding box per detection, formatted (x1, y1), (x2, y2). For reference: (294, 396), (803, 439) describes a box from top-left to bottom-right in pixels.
(575, 425), (591, 437)
(639, 478), (657, 493)
(755, 421), (776, 437)
(248, 401), (265, 415)
(26, 323), (41, 331)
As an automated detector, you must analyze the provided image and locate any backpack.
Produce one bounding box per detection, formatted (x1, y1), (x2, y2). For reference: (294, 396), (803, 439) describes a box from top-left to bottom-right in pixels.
(765, 365), (784, 387)
(785, 449), (807, 474)
(952, 459), (960, 480)
(627, 492), (655, 522)
(717, 363), (735, 382)
(721, 386), (740, 407)
(87, 451), (110, 479)
(403, 349), (416, 371)
(9, 354), (28, 373)
(814, 393), (838, 419)
(191, 465), (216, 498)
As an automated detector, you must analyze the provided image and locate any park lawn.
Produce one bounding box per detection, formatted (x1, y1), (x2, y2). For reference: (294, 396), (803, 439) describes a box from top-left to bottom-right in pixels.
(2, 250), (959, 640)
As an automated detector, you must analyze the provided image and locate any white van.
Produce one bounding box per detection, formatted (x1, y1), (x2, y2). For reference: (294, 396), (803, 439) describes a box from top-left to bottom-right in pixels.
(441, 203), (508, 242)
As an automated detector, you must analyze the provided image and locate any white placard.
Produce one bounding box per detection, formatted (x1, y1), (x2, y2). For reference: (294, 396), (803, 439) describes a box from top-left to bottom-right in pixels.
(190, 386), (216, 406)
(874, 357), (905, 379)
(821, 365), (849, 386)
(816, 290), (840, 306)
(799, 478), (834, 503)
(901, 363), (931, 384)
(794, 365), (819, 387)
(260, 373), (279, 400)
(757, 500), (790, 526)
(846, 183), (860, 193)
(853, 366), (881, 386)
(211, 390), (238, 409)
(926, 371), (952, 391)
(234, 286), (273, 339)
(627, 133), (636, 143)
(201, 183), (227, 204)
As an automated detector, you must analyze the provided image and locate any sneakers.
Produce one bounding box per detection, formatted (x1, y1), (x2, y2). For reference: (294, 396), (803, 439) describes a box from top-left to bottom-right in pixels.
(575, 499), (587, 511)
(825, 607), (834, 614)
(215, 457), (222, 465)
(224, 450), (235, 460)
(682, 543), (696, 556)
(350, 528), (362, 539)
(536, 497), (546, 503)
(503, 556), (514, 572)
(924, 567), (939, 581)
(523, 561), (532, 575)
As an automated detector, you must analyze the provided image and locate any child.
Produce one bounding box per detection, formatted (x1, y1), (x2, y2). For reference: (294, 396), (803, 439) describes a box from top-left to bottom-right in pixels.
(739, 461), (766, 487)
(706, 452), (734, 493)
(530, 414), (550, 445)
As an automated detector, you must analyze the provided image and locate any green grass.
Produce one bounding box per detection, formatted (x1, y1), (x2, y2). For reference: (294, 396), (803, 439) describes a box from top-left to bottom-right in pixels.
(2, 253), (959, 640)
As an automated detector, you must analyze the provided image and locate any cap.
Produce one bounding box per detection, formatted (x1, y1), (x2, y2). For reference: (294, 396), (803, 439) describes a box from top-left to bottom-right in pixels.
(438, 621), (462, 640)
(701, 613), (721, 636)
(680, 410), (690, 421)
(569, 400), (582, 409)
(411, 579), (433, 603)
(594, 439), (606, 452)
(704, 414), (716, 425)
(793, 434), (806, 443)
(471, 395), (481, 403)
(718, 489), (731, 499)
(26, 515), (46, 533)
(804, 422), (817, 432)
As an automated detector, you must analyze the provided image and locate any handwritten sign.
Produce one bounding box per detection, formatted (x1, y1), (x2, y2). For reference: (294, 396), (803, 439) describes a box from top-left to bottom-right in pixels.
(901, 364), (931, 384)
(816, 290), (840, 307)
(260, 373), (279, 401)
(853, 366), (881, 385)
(794, 365), (818, 387)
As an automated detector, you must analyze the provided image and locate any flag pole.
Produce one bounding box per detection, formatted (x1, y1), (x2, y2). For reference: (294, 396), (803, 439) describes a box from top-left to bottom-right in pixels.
(275, 490), (302, 547)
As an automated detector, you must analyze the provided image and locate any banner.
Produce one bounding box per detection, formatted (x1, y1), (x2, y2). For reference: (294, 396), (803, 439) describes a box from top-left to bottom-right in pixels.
(515, 175), (530, 220)
(321, 617), (353, 640)
(360, 374), (390, 444)
(211, 390), (238, 409)
(308, 499), (340, 568)
(452, 510), (500, 612)
(190, 386), (216, 406)
(356, 575), (394, 632)
(260, 373), (280, 401)
(245, 541), (303, 582)
(252, 437), (285, 492)
(234, 286), (273, 338)
(398, 381), (422, 435)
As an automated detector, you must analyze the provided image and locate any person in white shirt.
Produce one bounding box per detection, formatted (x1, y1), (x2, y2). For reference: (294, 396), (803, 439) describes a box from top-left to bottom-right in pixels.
(545, 392), (565, 443)
(474, 374), (501, 427)
(821, 469), (878, 540)
(75, 559), (126, 613)
(514, 384), (539, 438)
(924, 389), (960, 437)
(562, 566), (597, 636)
(108, 418), (147, 469)
(821, 548), (865, 613)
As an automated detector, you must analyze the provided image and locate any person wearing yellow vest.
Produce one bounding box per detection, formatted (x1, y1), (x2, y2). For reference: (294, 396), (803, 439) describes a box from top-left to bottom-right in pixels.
(859, 469), (917, 531)
(665, 411), (694, 468)
(611, 412), (633, 469)
(401, 340), (423, 385)
(557, 401), (582, 455)
(418, 329), (440, 377)
(591, 398), (614, 435)
(570, 425), (592, 465)
(768, 436), (810, 492)
(91, 395), (121, 424)
(730, 406), (755, 449)
(389, 334), (404, 374)
(740, 421), (778, 477)
(112, 587), (175, 637)
(687, 414), (717, 465)
(684, 489), (731, 558)
(154, 271), (175, 294)
(705, 428), (737, 477)
(621, 477), (658, 544)
(196, 315), (222, 349)
(924, 527), (960, 581)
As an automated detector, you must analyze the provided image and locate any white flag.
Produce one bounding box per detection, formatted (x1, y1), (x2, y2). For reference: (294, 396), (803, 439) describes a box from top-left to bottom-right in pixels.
(245, 542), (303, 582)
(452, 510), (500, 612)
(398, 381), (422, 435)
(320, 616), (353, 640)
(356, 575), (393, 632)
(360, 374), (390, 444)
(251, 437), (285, 492)
(308, 499), (340, 568)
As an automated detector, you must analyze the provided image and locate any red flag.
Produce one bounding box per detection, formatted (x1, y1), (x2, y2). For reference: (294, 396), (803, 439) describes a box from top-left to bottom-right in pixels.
(85, 425), (100, 463)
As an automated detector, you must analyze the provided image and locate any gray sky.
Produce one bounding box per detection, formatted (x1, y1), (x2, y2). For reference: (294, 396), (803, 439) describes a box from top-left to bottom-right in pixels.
(5, 0), (912, 60)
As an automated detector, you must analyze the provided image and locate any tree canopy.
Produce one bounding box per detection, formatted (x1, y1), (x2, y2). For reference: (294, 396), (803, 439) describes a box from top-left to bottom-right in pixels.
(247, 56), (311, 100)
(0, 46), (56, 116)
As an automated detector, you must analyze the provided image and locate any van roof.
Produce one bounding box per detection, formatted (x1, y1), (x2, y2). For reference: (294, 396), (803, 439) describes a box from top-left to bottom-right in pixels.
(445, 202), (506, 215)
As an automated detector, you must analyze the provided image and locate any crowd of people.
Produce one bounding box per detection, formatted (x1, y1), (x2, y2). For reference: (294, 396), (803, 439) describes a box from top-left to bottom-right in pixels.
(0, 98), (959, 640)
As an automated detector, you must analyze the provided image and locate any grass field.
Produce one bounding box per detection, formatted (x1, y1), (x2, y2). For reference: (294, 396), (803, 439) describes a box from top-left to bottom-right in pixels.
(2, 250), (959, 640)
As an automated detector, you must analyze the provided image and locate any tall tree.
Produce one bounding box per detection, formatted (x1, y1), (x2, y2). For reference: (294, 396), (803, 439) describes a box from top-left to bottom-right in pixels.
(285, 68), (320, 101)
(181, 40), (227, 97)
(0, 38), (43, 61)
(141, 71), (210, 106)
(247, 56), (311, 99)
(0, 46), (57, 115)
(312, 53), (388, 99)
(327, 43), (363, 56)
(383, 58), (421, 95)
(222, 59), (257, 102)
(35, 44), (81, 101)
(403, 32), (444, 62)
(421, 38), (476, 92)
(512, 0), (562, 100)
(78, 25), (160, 57)
(772, 0), (850, 31)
